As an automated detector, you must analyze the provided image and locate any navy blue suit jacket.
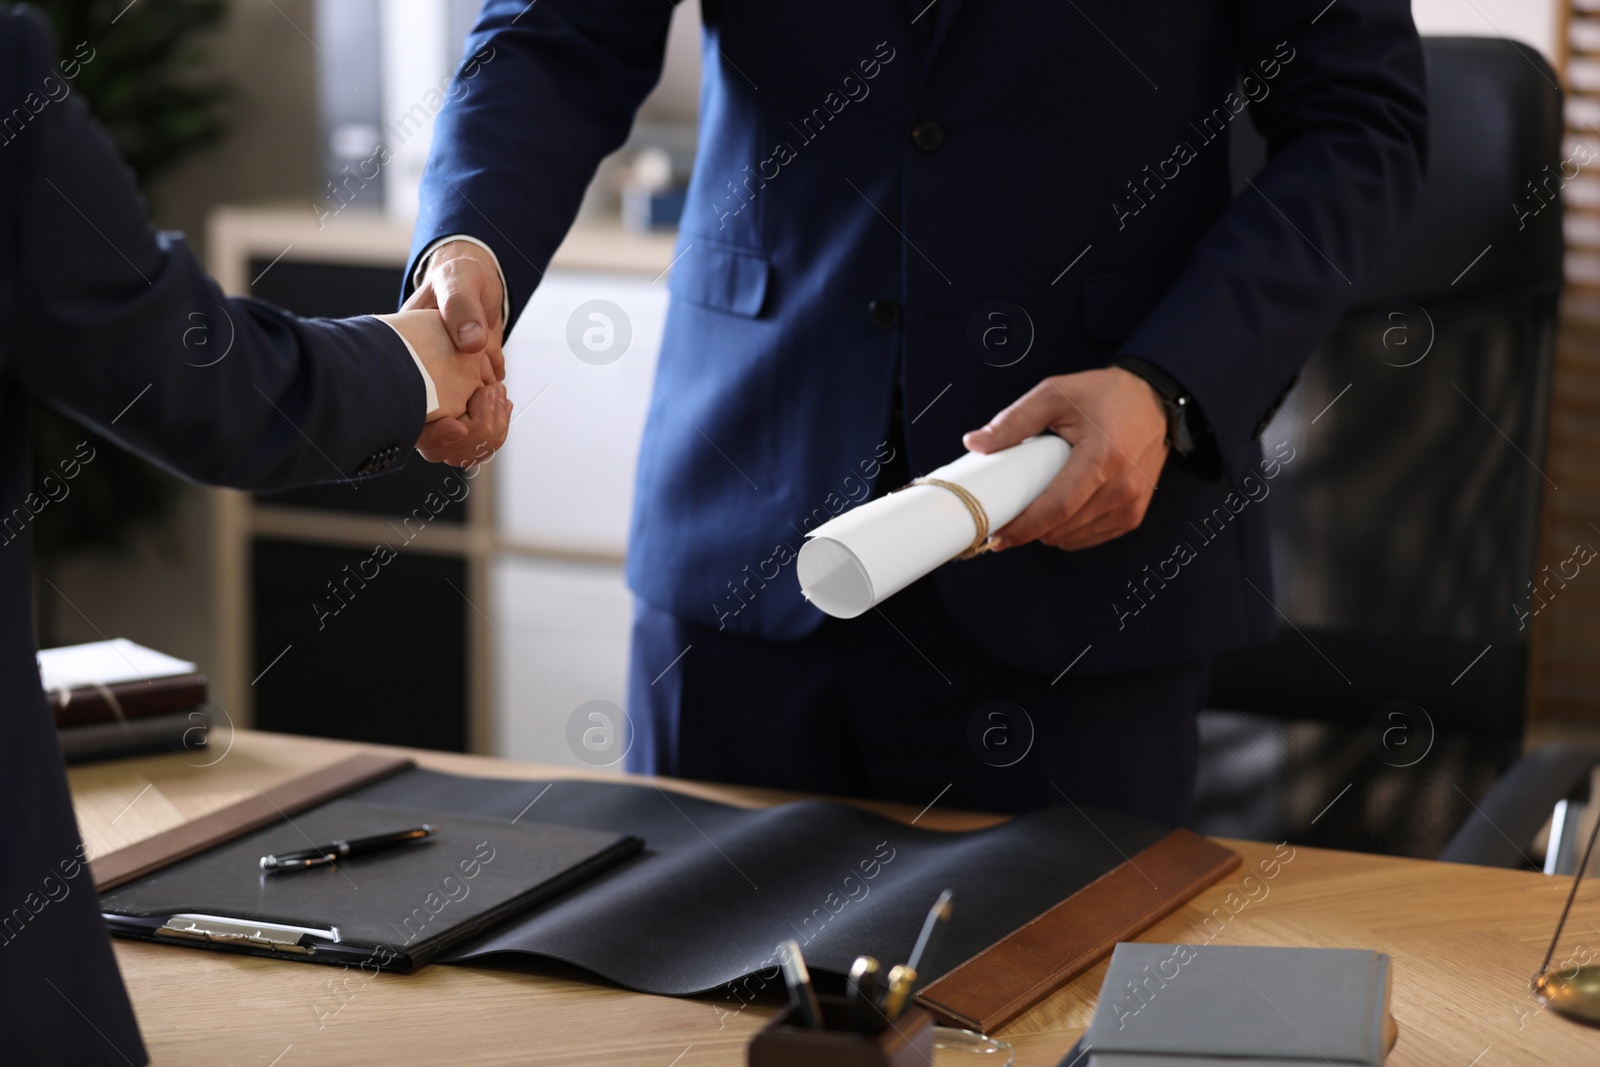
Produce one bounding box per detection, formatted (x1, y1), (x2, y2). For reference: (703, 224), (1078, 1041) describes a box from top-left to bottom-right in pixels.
(410, 1), (1426, 676)
(1, 8), (426, 1061)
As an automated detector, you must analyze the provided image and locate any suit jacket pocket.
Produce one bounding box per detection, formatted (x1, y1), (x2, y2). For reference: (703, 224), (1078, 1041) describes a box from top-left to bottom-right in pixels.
(667, 242), (771, 318)
(1081, 268), (1180, 345)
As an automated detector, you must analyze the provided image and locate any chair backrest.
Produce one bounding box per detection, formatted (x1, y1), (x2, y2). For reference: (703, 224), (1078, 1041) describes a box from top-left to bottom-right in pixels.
(1199, 37), (1564, 856)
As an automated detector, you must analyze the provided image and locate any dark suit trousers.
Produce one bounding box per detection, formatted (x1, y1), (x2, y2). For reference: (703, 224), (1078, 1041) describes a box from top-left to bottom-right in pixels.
(626, 577), (1207, 827)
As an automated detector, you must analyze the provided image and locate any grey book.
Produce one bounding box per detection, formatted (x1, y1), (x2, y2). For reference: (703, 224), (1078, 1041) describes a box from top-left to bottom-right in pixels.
(58, 708), (210, 765)
(1068, 943), (1397, 1067)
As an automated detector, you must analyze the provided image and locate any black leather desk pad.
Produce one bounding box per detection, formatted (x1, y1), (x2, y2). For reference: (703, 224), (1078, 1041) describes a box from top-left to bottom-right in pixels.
(342, 769), (1168, 996)
(100, 800), (641, 970)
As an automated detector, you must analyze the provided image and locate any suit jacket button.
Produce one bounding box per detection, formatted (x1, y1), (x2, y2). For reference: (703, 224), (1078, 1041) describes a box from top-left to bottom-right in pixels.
(869, 298), (902, 328)
(912, 120), (945, 151)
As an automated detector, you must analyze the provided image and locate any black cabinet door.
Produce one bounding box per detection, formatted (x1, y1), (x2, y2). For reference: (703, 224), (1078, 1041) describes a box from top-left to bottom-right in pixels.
(251, 538), (468, 751)
(246, 259), (470, 752)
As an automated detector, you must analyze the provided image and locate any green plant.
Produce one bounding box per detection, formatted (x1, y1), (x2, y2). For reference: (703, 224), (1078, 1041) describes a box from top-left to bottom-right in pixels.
(35, 0), (232, 185)
(29, 0), (234, 638)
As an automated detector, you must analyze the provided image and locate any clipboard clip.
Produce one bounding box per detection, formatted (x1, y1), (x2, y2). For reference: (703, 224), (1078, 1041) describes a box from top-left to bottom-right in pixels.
(155, 913), (342, 956)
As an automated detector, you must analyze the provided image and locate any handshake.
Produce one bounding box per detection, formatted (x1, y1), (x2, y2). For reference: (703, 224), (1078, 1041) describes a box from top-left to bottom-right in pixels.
(378, 240), (514, 467)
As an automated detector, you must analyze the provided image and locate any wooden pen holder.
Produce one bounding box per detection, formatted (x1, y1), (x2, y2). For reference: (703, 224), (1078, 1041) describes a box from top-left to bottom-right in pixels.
(747, 995), (934, 1067)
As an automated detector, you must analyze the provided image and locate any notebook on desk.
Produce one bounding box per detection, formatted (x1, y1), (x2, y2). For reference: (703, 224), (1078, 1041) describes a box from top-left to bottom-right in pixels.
(1062, 943), (1398, 1066)
(100, 799), (642, 972)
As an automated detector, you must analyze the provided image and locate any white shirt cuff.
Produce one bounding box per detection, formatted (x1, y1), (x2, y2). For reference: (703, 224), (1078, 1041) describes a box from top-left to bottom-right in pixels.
(376, 317), (440, 419)
(413, 234), (511, 325)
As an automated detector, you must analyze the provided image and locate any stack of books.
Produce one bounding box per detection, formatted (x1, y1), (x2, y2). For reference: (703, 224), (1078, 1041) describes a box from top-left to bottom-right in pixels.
(38, 639), (211, 764)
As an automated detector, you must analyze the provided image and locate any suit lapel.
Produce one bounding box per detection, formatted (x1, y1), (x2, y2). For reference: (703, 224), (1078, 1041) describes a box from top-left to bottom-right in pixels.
(922, 0), (965, 65)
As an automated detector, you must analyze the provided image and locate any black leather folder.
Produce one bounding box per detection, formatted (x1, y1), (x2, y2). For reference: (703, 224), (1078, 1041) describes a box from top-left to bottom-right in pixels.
(100, 800), (642, 971)
(346, 768), (1234, 1021)
(98, 765), (1235, 1026)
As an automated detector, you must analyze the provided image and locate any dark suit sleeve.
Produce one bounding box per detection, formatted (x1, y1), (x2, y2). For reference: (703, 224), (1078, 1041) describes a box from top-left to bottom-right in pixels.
(402, 0), (677, 332)
(9, 19), (426, 492)
(1118, 0), (1427, 484)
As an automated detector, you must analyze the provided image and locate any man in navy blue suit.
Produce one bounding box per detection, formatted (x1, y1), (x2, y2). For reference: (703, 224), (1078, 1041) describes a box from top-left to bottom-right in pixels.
(407, 1), (1427, 824)
(0, 7), (507, 1061)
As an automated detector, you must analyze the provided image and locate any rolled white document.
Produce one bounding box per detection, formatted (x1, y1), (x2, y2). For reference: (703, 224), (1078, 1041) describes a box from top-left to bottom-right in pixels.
(797, 434), (1071, 618)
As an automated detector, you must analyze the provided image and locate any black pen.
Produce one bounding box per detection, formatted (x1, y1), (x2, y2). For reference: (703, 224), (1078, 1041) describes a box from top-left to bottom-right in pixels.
(260, 825), (436, 871)
(777, 939), (824, 1028)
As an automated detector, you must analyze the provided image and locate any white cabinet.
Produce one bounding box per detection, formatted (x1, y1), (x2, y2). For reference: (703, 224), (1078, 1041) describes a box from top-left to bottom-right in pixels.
(489, 270), (670, 763)
(490, 556), (635, 770)
(497, 271), (669, 555)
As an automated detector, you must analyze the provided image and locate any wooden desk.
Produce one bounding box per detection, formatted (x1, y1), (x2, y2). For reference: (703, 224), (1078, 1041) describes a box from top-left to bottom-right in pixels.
(70, 731), (1600, 1066)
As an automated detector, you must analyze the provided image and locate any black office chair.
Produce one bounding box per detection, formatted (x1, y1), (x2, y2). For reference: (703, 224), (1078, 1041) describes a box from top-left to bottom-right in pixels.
(1195, 37), (1589, 867)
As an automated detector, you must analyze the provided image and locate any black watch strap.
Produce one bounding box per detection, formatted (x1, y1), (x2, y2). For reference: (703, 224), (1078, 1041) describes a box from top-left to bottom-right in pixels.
(1112, 356), (1205, 456)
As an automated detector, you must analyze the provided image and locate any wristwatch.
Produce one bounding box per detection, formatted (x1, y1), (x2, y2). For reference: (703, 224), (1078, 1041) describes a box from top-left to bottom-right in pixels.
(1112, 356), (1205, 457)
